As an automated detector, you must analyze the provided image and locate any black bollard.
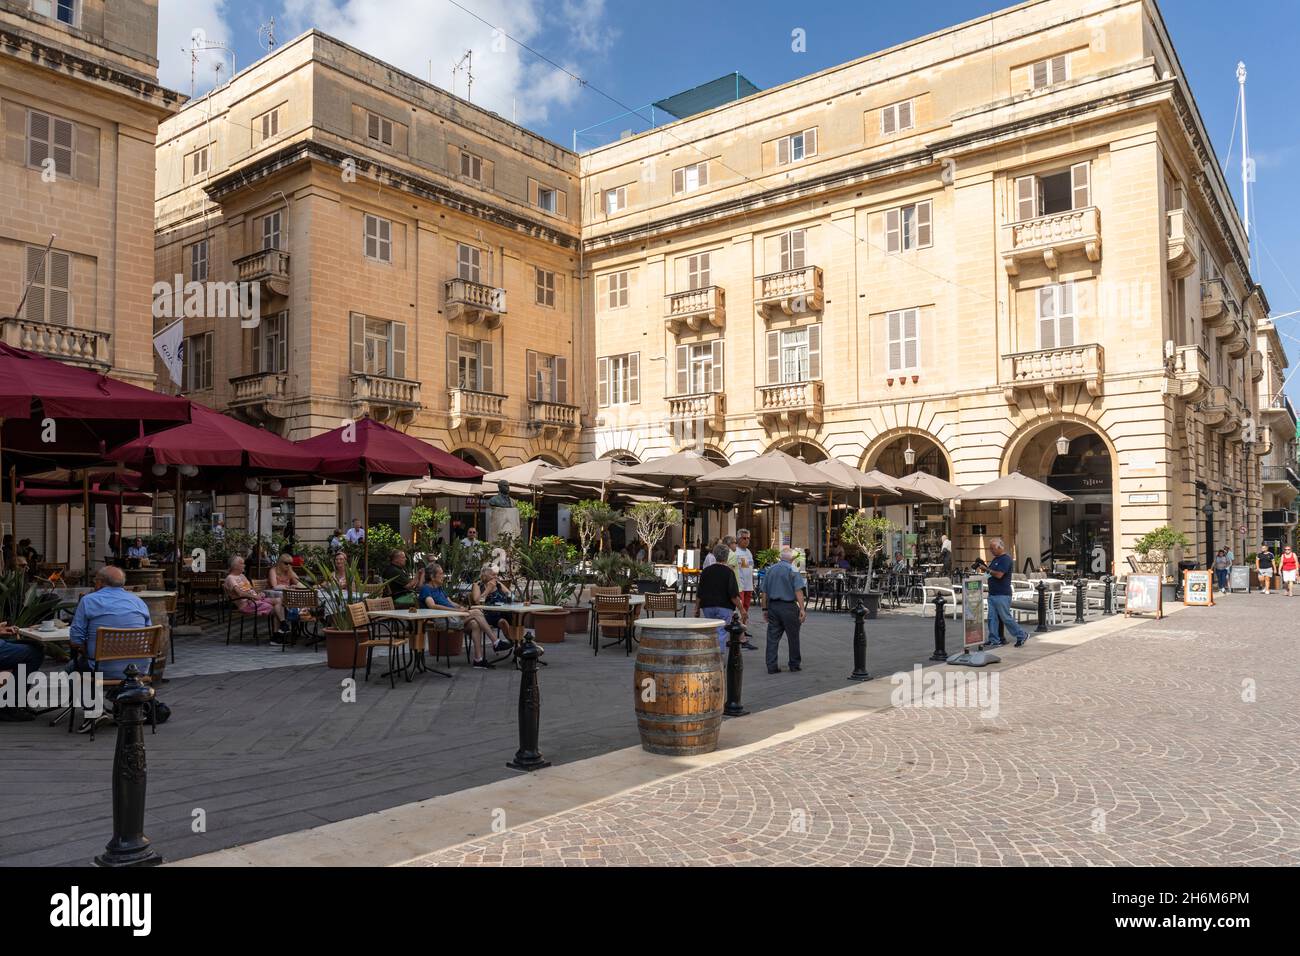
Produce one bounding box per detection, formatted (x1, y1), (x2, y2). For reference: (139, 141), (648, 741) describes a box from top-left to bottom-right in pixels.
(930, 593), (947, 662)
(1035, 580), (1049, 633)
(1074, 577), (1086, 623)
(723, 613), (748, 717)
(849, 601), (871, 681)
(95, 665), (163, 867)
(1103, 575), (1114, 615)
(506, 634), (551, 772)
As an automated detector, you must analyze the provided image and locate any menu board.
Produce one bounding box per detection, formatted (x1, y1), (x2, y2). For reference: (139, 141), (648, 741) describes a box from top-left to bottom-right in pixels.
(962, 576), (986, 649)
(1183, 569), (1214, 606)
(1124, 574), (1163, 619)
(1228, 565), (1251, 593)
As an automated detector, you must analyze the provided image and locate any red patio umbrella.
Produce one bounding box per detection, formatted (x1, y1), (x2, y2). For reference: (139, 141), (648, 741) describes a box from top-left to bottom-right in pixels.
(296, 418), (483, 577)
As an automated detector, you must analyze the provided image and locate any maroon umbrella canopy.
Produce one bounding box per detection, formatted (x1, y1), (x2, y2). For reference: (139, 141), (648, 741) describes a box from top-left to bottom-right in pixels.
(297, 417), (483, 483)
(0, 343), (191, 472)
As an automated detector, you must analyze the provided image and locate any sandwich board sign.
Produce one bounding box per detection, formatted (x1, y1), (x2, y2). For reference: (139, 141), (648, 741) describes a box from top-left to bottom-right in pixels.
(1124, 574), (1162, 619)
(1183, 569), (1214, 606)
(1228, 565), (1250, 593)
(962, 576), (985, 649)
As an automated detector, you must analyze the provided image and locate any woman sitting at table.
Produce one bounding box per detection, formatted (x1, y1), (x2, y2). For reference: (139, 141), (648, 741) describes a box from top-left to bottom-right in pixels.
(419, 563), (504, 669)
(267, 553), (303, 593)
(224, 556), (288, 638)
(331, 550), (349, 587)
(470, 566), (513, 632)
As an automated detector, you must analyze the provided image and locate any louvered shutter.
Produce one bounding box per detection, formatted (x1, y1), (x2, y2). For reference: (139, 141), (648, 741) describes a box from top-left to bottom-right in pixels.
(47, 251), (70, 325)
(804, 128), (817, 157)
(1052, 56), (1068, 83)
(391, 322), (406, 379)
(673, 168), (685, 194)
(277, 313), (289, 372)
(1060, 284), (1075, 348)
(808, 324), (822, 379)
(364, 217), (377, 259)
(252, 321), (263, 373)
(881, 106), (895, 136)
(52, 118), (73, 176)
(628, 353), (640, 402)
(1071, 162), (1091, 209)
(350, 313), (365, 372)
(27, 111), (49, 168)
(791, 229), (805, 269)
(885, 208), (901, 253)
(697, 162), (708, 186)
(368, 113), (380, 141)
(481, 341), (494, 392)
(447, 333), (460, 389)
(766, 330), (780, 384)
(526, 350), (538, 401)
(1038, 288), (1057, 349)
(676, 344), (688, 395)
(597, 357), (609, 406)
(556, 356), (568, 404)
(904, 311), (918, 369)
(1032, 60), (1049, 89)
(1015, 176), (1037, 221)
(916, 201), (932, 247)
(777, 137), (790, 165)
(888, 313), (901, 371)
(23, 247), (46, 323)
(710, 340), (724, 392)
(779, 232), (791, 270)
(898, 100), (912, 130)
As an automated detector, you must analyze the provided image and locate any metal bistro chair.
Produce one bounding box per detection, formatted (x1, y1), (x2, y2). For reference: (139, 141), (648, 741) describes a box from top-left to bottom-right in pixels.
(71, 625), (166, 741)
(643, 591), (681, 617)
(224, 580), (277, 646)
(593, 593), (634, 656)
(348, 601), (408, 688)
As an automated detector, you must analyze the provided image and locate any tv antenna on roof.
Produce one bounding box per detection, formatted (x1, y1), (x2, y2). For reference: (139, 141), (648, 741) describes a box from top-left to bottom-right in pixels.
(259, 17), (277, 53)
(184, 30), (235, 98)
(452, 50), (473, 102)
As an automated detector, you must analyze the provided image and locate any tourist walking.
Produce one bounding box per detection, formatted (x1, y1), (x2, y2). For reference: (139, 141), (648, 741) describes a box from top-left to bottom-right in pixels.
(1279, 545), (1298, 598)
(975, 538), (1029, 648)
(727, 529), (758, 650)
(1256, 543), (1275, 595)
(696, 543), (744, 654)
(759, 547), (806, 673)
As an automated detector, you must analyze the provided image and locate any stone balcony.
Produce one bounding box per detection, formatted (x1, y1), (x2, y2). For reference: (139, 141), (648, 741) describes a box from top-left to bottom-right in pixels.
(1001, 343), (1104, 405)
(665, 391), (726, 434)
(1165, 344), (1211, 401)
(1002, 206), (1102, 275)
(448, 387), (506, 432)
(754, 266), (824, 318)
(1252, 425), (1273, 457)
(2, 318), (110, 369)
(351, 374), (421, 425)
(1200, 385), (1245, 435)
(528, 399), (579, 438)
(1225, 315), (1251, 358)
(1166, 208), (1199, 278)
(1262, 463), (1300, 491)
(1260, 395), (1297, 430)
(1248, 349), (1264, 383)
(1201, 277), (1237, 330)
(234, 249), (291, 299)
(756, 380), (823, 428)
(444, 278), (506, 328)
(228, 371), (292, 422)
(664, 286), (726, 335)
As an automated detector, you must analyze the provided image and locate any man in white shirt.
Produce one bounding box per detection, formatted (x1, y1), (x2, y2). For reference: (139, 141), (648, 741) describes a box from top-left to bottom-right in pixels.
(702, 536), (733, 568)
(727, 529), (758, 650)
(345, 519), (365, 545)
(461, 526), (480, 547)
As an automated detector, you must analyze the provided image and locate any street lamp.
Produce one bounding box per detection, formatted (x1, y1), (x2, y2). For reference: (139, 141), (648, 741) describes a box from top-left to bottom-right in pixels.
(1056, 431), (1071, 457)
(903, 442), (916, 468)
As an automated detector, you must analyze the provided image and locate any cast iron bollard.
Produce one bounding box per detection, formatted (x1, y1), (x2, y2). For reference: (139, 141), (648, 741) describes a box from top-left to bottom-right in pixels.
(1035, 580), (1049, 633)
(849, 602), (871, 681)
(1074, 577), (1086, 623)
(506, 634), (551, 772)
(1103, 575), (1114, 615)
(723, 613), (748, 717)
(95, 665), (162, 867)
(930, 593), (947, 662)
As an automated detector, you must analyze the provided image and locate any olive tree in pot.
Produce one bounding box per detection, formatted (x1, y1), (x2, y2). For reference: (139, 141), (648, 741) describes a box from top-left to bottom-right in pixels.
(514, 535), (577, 642)
(301, 555), (367, 668)
(628, 501), (681, 565)
(1133, 525), (1190, 584)
(571, 499), (621, 558)
(839, 510), (895, 618)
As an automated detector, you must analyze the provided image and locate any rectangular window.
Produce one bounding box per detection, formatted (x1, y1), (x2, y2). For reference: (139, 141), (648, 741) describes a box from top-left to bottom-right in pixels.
(1036, 284), (1076, 350)
(187, 145), (210, 179)
(254, 312), (288, 373)
(1029, 54), (1070, 90)
(22, 245), (71, 326)
(536, 186), (557, 214)
(364, 214), (391, 263)
(261, 211), (282, 251)
(607, 271), (629, 309)
(885, 200), (933, 253)
(526, 350), (568, 404)
(183, 332), (213, 392)
(673, 161), (709, 194)
(459, 150), (483, 182)
(349, 314), (406, 379)
(1013, 162), (1091, 219)
(457, 243), (481, 283)
(257, 108), (280, 142)
(686, 253), (711, 290)
(31, 0), (78, 26)
(366, 112), (394, 147)
(535, 268), (556, 307)
(777, 128), (818, 165)
(26, 109), (74, 177)
(675, 340), (724, 394)
(597, 353), (640, 406)
(605, 185), (627, 214)
(189, 239), (209, 282)
(446, 333), (494, 392)
(886, 309), (920, 372)
(779, 229), (806, 272)
(765, 325), (822, 384)
(880, 100), (914, 136)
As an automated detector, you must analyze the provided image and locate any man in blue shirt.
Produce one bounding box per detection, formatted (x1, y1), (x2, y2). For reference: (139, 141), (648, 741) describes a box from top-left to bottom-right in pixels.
(976, 538), (1028, 648)
(760, 548), (807, 673)
(69, 566), (154, 679)
(419, 563), (502, 668)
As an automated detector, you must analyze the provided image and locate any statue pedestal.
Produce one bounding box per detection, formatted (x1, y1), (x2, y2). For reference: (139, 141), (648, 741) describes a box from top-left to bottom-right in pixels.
(489, 506), (522, 542)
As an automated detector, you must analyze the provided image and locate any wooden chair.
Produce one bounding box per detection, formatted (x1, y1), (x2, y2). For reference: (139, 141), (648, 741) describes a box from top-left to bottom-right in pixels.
(224, 580), (275, 646)
(347, 601), (407, 688)
(643, 592), (680, 617)
(72, 625), (165, 741)
(593, 594), (634, 656)
(282, 587), (320, 650)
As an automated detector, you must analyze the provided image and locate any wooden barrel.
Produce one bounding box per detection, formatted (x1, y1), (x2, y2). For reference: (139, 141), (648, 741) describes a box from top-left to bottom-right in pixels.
(632, 618), (724, 756)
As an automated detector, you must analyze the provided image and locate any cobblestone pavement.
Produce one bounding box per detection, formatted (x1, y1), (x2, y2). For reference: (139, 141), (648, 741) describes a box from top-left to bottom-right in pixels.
(410, 592), (1300, 866)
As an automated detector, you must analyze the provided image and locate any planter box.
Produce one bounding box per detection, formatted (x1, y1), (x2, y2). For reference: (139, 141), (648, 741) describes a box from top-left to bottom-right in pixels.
(530, 608), (568, 643)
(565, 606), (591, 635)
(324, 629), (366, 669)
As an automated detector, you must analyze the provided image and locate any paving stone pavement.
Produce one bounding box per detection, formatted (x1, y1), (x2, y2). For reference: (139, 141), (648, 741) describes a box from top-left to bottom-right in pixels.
(407, 591), (1300, 867)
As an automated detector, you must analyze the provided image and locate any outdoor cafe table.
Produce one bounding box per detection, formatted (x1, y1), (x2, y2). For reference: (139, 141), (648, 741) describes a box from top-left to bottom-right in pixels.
(16, 623), (71, 648)
(472, 603), (561, 647)
(368, 608), (458, 678)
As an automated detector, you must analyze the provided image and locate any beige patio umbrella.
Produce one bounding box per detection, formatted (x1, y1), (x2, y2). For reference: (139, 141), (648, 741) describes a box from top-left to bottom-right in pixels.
(370, 477), (495, 497)
(482, 460), (560, 490)
(893, 471), (969, 503)
(811, 459), (903, 555)
(963, 471), (1071, 571)
(619, 450), (726, 550)
(541, 458), (660, 501)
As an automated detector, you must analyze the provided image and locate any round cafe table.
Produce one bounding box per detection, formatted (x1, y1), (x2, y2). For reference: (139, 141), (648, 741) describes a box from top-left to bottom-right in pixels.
(368, 608), (460, 678)
(473, 603), (561, 647)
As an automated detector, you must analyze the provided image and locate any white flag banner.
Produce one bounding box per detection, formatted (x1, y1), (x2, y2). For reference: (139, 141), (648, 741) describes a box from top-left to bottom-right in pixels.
(154, 318), (184, 387)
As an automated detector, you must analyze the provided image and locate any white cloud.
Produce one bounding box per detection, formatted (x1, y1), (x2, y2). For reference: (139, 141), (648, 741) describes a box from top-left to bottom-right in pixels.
(282, 0), (613, 124)
(157, 0), (237, 96)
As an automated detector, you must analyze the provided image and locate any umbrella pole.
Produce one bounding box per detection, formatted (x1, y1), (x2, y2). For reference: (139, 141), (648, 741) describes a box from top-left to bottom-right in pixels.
(362, 467), (370, 582)
(66, 493), (72, 568)
(257, 483), (264, 570)
(826, 491), (833, 561)
(82, 471), (90, 581)
(8, 465), (15, 563)
(174, 470), (183, 589)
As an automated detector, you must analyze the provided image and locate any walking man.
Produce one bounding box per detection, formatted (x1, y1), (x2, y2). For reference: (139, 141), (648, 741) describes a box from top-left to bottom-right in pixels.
(728, 529), (758, 650)
(1256, 542), (1276, 595)
(1213, 548), (1230, 592)
(976, 538), (1029, 648)
(760, 547), (806, 673)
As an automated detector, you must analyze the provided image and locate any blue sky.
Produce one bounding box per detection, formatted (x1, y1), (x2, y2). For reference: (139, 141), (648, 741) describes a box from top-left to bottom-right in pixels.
(168, 0), (1300, 402)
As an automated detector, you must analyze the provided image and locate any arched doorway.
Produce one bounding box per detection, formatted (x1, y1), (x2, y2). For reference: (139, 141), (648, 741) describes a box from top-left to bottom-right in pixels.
(1005, 421), (1116, 575)
(450, 447), (497, 540)
(865, 431), (954, 568)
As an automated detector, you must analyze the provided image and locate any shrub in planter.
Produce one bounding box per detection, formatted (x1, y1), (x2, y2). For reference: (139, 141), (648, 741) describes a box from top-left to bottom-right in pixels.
(1133, 526), (1190, 582)
(839, 510), (894, 598)
(301, 555), (367, 668)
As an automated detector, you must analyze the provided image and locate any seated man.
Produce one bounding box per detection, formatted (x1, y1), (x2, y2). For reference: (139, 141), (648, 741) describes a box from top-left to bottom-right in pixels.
(0, 622), (44, 722)
(126, 537), (149, 569)
(418, 563), (504, 669)
(380, 550), (423, 608)
(67, 566), (154, 731)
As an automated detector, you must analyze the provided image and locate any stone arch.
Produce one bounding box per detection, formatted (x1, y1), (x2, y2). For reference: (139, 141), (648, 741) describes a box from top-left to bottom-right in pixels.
(449, 444), (500, 471)
(860, 426), (955, 479)
(762, 436), (829, 462)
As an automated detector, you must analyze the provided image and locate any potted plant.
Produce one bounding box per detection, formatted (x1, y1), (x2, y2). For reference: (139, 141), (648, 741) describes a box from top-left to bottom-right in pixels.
(839, 510), (895, 618)
(571, 499), (621, 556)
(514, 535), (575, 642)
(627, 501), (681, 568)
(515, 500), (538, 542)
(301, 555), (367, 668)
(409, 505), (447, 555)
(1133, 525), (1190, 599)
